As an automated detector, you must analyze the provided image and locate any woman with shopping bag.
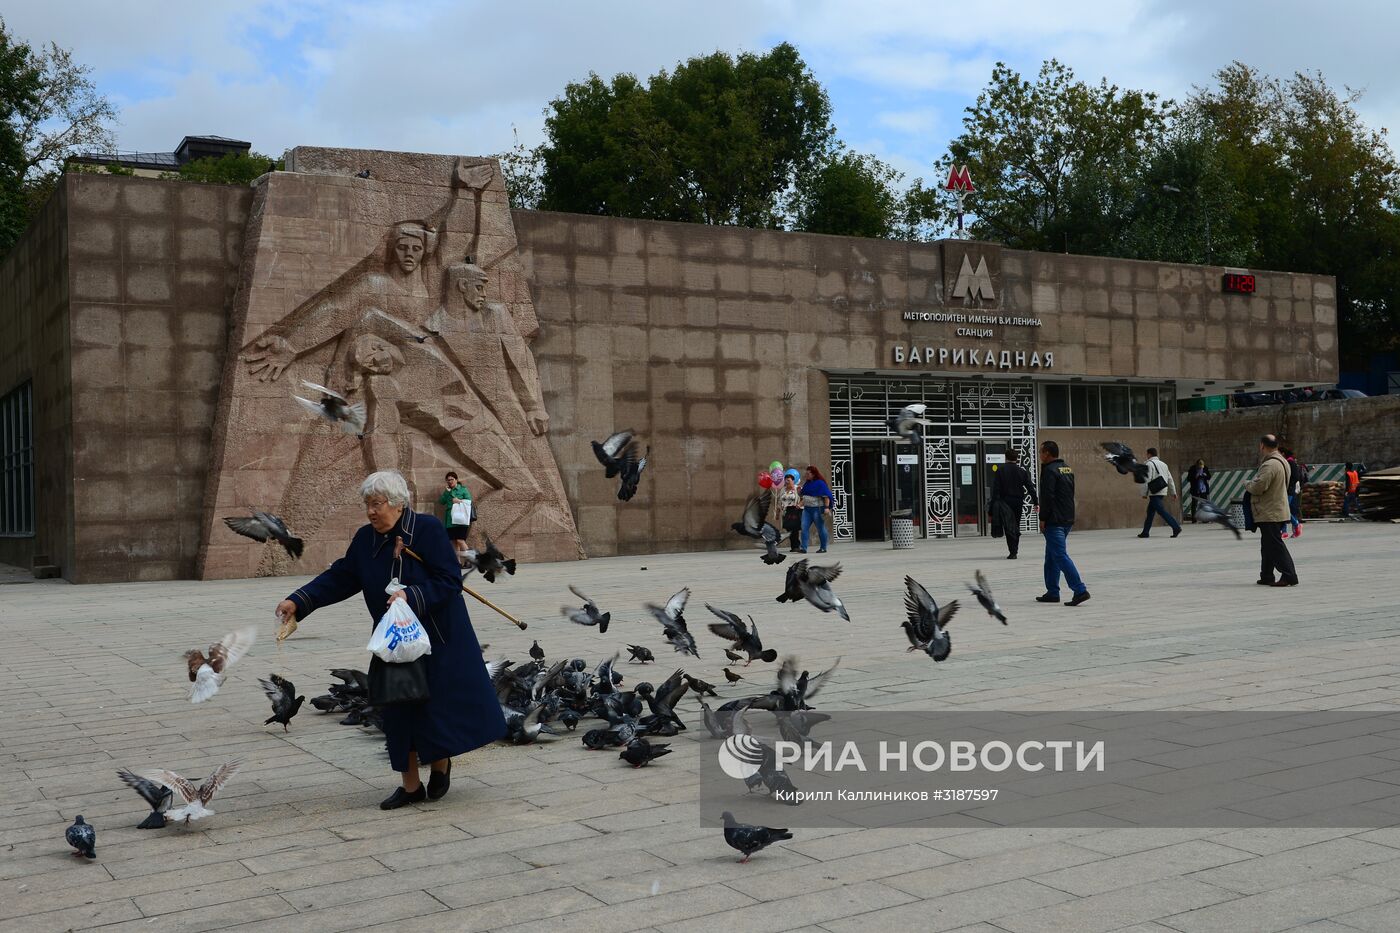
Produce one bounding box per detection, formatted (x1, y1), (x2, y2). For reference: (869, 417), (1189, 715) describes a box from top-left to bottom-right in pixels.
(437, 471), (473, 564)
(274, 470), (506, 810)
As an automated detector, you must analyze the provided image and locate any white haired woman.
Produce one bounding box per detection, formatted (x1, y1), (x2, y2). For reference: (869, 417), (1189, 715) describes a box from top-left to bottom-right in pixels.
(274, 470), (506, 809)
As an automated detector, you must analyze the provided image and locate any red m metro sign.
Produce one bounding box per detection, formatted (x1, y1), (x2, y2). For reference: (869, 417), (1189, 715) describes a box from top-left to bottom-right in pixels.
(945, 164), (975, 193)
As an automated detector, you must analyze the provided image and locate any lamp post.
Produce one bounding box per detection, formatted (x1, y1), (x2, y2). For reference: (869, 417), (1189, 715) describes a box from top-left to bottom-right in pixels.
(1162, 183), (1210, 264)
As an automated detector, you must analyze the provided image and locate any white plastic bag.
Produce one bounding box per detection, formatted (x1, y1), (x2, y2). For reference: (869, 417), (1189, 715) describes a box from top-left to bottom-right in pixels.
(451, 499), (472, 525)
(367, 596), (432, 663)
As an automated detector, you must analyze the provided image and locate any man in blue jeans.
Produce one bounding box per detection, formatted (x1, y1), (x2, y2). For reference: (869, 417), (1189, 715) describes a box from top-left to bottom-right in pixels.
(1137, 448), (1182, 539)
(1036, 440), (1091, 607)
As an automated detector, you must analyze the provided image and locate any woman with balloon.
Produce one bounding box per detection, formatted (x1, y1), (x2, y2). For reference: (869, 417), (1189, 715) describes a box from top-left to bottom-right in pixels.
(799, 464), (834, 553)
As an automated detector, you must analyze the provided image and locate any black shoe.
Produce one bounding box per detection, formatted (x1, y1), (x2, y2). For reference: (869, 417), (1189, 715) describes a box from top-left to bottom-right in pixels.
(1171, 528), (1181, 538)
(1256, 579), (1276, 586)
(380, 786), (427, 810)
(427, 761), (452, 800)
(817, 548), (827, 553)
(1064, 592), (1091, 607)
(1007, 554), (1017, 560)
(1035, 593), (1060, 603)
(1271, 578), (1299, 587)
(1137, 533), (1150, 539)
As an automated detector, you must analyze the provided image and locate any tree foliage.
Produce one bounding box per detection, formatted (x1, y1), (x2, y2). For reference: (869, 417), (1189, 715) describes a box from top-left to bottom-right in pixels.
(164, 151), (281, 185)
(792, 149), (902, 238)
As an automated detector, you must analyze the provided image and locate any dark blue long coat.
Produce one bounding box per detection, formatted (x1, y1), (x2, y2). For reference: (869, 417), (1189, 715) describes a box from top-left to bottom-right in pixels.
(285, 508), (507, 771)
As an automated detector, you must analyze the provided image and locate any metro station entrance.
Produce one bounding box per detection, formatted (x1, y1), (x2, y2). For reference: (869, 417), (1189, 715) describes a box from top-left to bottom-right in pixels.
(952, 439), (1011, 536)
(850, 439), (923, 541)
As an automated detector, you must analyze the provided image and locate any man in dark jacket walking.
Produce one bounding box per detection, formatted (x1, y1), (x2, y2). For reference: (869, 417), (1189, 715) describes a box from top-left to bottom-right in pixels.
(1037, 440), (1090, 607)
(990, 449), (1037, 559)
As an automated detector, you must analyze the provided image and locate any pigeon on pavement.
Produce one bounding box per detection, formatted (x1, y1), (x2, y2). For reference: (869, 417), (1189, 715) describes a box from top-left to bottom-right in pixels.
(903, 576), (959, 661)
(116, 769), (172, 829)
(626, 644), (655, 663)
(619, 737), (671, 767)
(147, 761), (241, 824)
(292, 381), (365, 435)
(777, 560), (850, 621)
(529, 640), (546, 661)
(65, 816), (96, 858)
(723, 667), (744, 684)
(706, 605), (778, 664)
(645, 588), (699, 658)
(259, 674), (305, 732)
(888, 403), (935, 446)
(562, 586), (611, 633)
(222, 510), (303, 559)
(721, 811), (793, 862)
(1193, 498), (1243, 539)
(967, 570), (1008, 624)
(683, 673), (719, 697)
(184, 628), (257, 703)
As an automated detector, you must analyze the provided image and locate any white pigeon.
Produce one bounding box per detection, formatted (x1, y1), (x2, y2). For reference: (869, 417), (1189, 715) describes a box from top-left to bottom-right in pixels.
(184, 628), (257, 703)
(146, 761), (241, 824)
(888, 403), (935, 445)
(292, 381), (366, 434)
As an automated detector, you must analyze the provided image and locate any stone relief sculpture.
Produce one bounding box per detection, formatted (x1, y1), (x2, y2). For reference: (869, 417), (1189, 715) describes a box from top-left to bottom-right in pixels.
(199, 154), (579, 577)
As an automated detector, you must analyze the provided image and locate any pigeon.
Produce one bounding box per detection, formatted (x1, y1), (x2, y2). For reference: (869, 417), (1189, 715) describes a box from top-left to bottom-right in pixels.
(619, 737), (671, 768)
(966, 570), (1007, 625)
(721, 811), (792, 862)
(1194, 498), (1243, 539)
(184, 628), (257, 703)
(706, 605), (778, 665)
(777, 560), (850, 621)
(592, 430), (636, 478)
(723, 667), (744, 684)
(888, 403), (935, 446)
(355, 168), (372, 178)
(292, 381), (366, 435)
(903, 575), (959, 661)
(222, 510), (303, 559)
(65, 816), (96, 859)
(731, 490), (775, 540)
(529, 640), (546, 661)
(754, 655), (840, 711)
(504, 704), (558, 744)
(582, 728), (618, 750)
(146, 761), (241, 824)
(759, 524), (787, 566)
(1099, 441), (1150, 483)
(645, 588), (699, 658)
(562, 585), (610, 633)
(116, 769), (172, 829)
(618, 445), (649, 502)
(463, 536), (516, 583)
(626, 644), (655, 663)
(700, 701), (730, 739)
(683, 673), (719, 697)
(329, 668), (369, 692)
(259, 674), (305, 732)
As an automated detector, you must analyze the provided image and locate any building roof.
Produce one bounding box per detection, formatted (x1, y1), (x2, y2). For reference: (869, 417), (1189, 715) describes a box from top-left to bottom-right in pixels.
(71, 135), (252, 172)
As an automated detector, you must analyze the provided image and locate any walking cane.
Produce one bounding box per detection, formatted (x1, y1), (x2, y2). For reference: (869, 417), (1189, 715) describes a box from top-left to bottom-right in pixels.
(400, 544), (528, 631)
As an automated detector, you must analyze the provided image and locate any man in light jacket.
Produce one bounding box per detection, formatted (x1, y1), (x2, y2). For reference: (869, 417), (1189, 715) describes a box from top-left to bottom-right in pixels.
(1244, 433), (1299, 587)
(1137, 447), (1182, 539)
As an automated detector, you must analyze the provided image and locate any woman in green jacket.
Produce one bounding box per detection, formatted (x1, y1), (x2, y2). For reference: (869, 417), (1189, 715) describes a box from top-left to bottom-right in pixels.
(437, 471), (473, 564)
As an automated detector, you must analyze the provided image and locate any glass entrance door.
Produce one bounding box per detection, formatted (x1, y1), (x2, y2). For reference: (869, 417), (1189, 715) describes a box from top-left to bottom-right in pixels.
(953, 440), (1012, 536)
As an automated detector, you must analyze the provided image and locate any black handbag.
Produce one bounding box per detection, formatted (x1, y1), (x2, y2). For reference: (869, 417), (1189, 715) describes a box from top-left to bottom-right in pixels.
(368, 654), (431, 706)
(782, 506), (802, 532)
(1147, 476), (1168, 494)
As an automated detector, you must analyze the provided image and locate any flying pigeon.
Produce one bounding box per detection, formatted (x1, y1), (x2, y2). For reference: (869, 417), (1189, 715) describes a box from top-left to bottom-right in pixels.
(462, 536), (516, 582)
(758, 524), (787, 566)
(1099, 441), (1150, 483)
(731, 490), (775, 540)
(619, 737), (671, 768)
(721, 811), (793, 863)
(888, 403), (935, 446)
(645, 587), (699, 658)
(902, 575), (959, 661)
(529, 640), (546, 661)
(117, 769), (172, 829)
(562, 585), (610, 633)
(626, 644), (655, 663)
(966, 570), (1007, 624)
(706, 605), (778, 664)
(592, 430), (636, 478)
(777, 560), (850, 621)
(146, 760), (241, 824)
(65, 816), (96, 858)
(1193, 498), (1243, 539)
(222, 510), (303, 559)
(184, 628), (257, 703)
(618, 446), (649, 501)
(292, 381), (366, 435)
(259, 674), (305, 732)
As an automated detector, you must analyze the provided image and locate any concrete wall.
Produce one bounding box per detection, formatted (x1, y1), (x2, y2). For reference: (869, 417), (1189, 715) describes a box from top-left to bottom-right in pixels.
(0, 183), (72, 574)
(65, 175), (252, 581)
(1042, 428), (1183, 531)
(1178, 395), (1400, 472)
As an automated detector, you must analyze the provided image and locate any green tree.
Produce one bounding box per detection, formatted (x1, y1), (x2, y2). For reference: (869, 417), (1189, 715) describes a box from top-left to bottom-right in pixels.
(792, 150), (902, 238)
(537, 43), (833, 227)
(165, 151), (281, 185)
(0, 21), (42, 252)
(940, 59), (1173, 253)
(496, 127), (543, 210)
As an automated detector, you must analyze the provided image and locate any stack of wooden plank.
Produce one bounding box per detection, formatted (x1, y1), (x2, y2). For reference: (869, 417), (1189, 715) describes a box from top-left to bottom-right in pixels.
(1359, 467), (1400, 522)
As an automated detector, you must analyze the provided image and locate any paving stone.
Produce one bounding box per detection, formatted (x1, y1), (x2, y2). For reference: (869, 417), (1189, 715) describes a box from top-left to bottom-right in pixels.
(821, 878), (1073, 933)
(1160, 877), (1396, 932)
(992, 877), (1238, 932)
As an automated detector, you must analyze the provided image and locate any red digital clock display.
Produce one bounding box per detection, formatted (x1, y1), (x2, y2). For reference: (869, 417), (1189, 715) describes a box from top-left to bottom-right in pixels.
(1222, 273), (1256, 294)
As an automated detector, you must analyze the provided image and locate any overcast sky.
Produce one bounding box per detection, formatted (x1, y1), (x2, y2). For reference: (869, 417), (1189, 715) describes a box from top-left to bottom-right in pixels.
(7, 1), (1399, 184)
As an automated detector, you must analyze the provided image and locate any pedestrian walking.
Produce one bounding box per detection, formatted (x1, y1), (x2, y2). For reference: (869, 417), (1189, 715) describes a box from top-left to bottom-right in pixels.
(1244, 434), (1299, 587)
(274, 470), (507, 809)
(1281, 447), (1305, 538)
(798, 465), (833, 554)
(776, 472), (803, 552)
(1185, 459), (1210, 520)
(1035, 440), (1090, 607)
(989, 449), (1037, 560)
(1343, 462), (1362, 518)
(1137, 448), (1182, 539)
(437, 471), (473, 564)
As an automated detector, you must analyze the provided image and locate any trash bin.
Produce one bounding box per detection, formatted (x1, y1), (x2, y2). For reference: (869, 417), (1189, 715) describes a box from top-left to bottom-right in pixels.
(890, 509), (915, 549)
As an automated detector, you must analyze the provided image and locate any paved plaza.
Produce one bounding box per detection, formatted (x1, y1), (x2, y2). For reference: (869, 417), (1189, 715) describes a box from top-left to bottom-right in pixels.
(4, 520), (1400, 932)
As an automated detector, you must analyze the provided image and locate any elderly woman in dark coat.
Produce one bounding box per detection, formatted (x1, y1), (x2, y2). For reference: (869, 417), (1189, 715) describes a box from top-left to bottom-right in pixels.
(274, 470), (506, 810)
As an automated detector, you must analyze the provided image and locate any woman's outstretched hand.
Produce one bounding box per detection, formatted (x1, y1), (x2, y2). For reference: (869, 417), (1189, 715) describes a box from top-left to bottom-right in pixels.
(275, 600), (298, 642)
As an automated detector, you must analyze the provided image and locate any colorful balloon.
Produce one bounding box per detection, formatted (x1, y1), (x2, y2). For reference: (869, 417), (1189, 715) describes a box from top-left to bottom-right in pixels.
(769, 460), (783, 472)
(786, 468), (801, 484)
(769, 468), (783, 486)
(758, 474), (774, 489)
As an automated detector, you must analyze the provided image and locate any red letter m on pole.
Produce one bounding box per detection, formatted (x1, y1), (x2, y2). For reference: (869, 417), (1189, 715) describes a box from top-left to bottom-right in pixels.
(944, 164), (974, 193)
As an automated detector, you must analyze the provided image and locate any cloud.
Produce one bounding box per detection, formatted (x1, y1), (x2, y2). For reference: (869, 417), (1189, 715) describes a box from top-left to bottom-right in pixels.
(874, 107), (940, 136)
